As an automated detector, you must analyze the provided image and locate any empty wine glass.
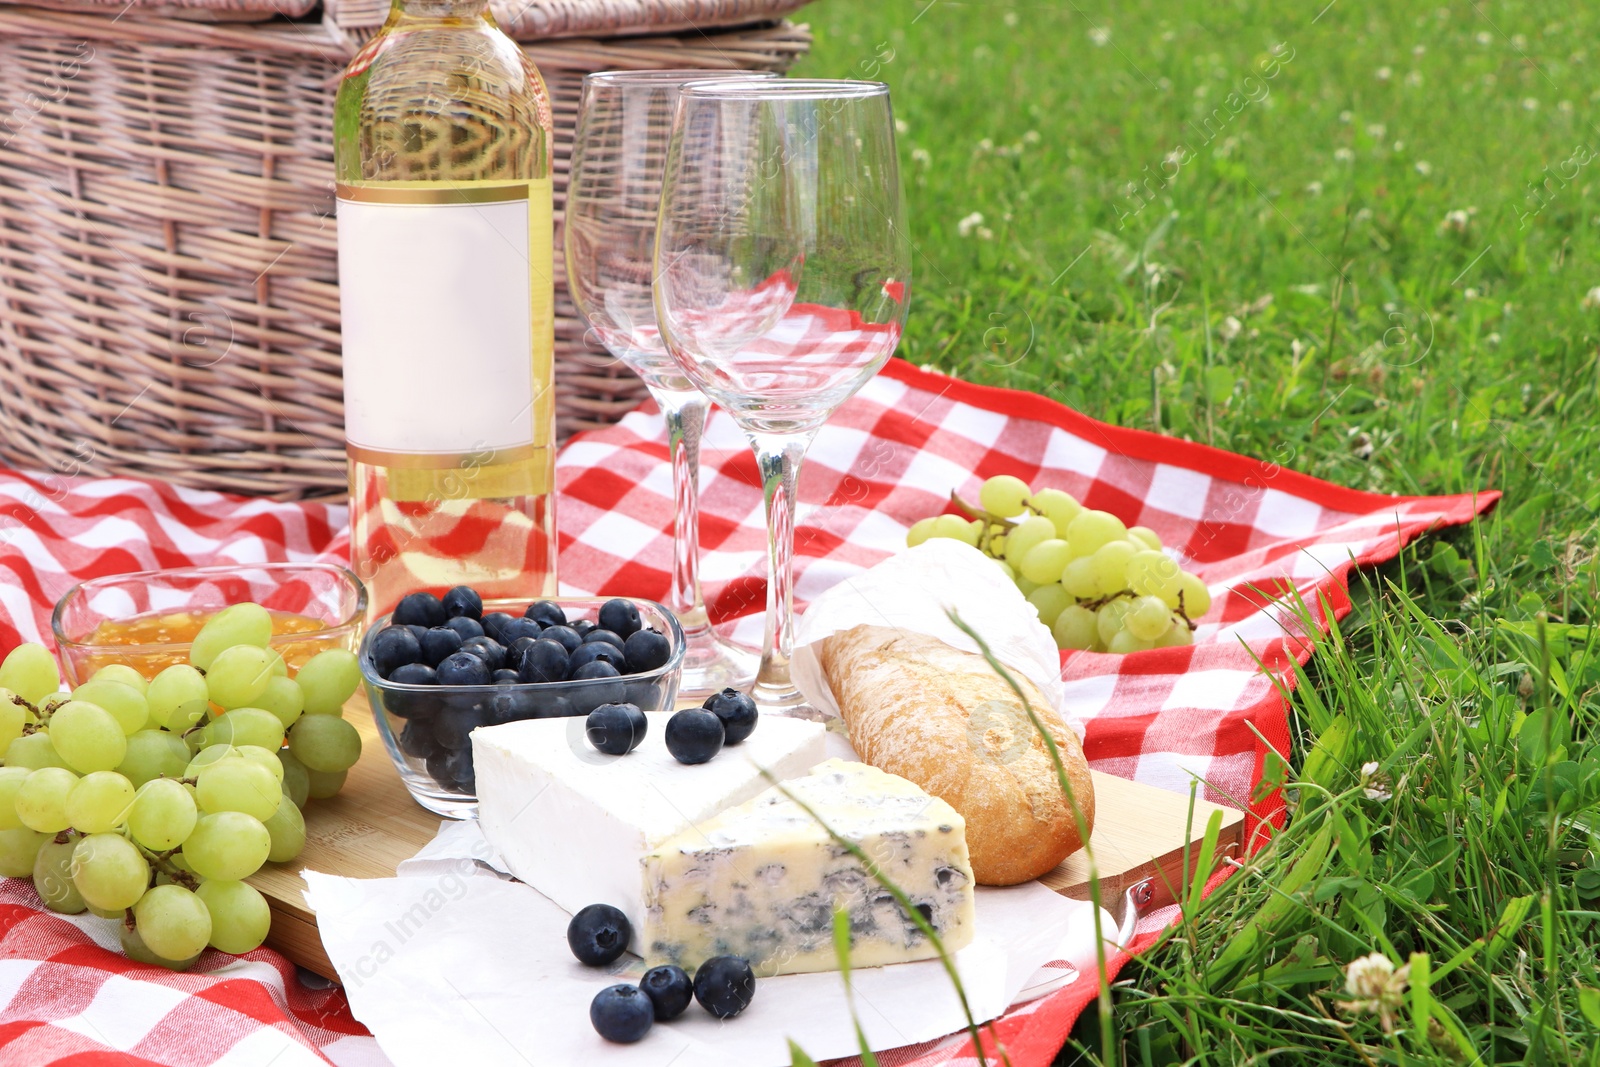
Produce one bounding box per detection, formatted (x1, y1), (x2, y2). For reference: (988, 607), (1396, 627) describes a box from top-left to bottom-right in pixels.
(565, 70), (776, 699)
(654, 79), (911, 710)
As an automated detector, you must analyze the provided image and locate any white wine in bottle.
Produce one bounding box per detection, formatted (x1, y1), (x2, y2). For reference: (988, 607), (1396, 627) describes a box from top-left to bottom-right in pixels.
(333, 0), (557, 617)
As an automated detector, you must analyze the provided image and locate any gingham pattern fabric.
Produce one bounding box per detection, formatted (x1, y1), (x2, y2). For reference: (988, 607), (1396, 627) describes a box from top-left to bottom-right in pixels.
(0, 358), (1494, 1066)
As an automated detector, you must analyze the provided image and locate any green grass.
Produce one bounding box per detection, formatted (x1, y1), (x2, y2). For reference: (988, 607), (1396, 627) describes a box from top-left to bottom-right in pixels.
(793, 1), (1600, 1062)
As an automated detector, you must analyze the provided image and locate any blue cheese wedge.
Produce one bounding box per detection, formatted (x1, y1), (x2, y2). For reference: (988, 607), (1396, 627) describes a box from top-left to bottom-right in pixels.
(472, 712), (826, 935)
(640, 758), (976, 976)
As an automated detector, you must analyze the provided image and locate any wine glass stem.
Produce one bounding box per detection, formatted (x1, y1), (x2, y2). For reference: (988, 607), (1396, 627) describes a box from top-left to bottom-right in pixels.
(748, 429), (816, 700)
(660, 390), (710, 637)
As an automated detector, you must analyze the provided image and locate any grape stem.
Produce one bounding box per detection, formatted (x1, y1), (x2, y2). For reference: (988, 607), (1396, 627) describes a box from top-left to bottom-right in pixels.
(142, 845), (200, 890)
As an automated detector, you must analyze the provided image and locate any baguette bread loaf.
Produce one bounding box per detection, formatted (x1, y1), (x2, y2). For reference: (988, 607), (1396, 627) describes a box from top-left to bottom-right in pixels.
(818, 624), (1094, 885)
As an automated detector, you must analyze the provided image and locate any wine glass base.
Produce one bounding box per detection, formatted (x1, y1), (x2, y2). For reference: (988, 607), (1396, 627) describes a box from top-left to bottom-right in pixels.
(676, 628), (760, 703)
(749, 678), (808, 714)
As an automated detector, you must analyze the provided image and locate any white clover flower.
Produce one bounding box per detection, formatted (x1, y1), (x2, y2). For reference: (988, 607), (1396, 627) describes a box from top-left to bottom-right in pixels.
(1523, 97), (1540, 110)
(1512, 33), (1527, 49)
(1359, 760), (1392, 800)
(1559, 99), (1574, 112)
(957, 212), (985, 237)
(1376, 66), (1392, 81)
(1341, 952), (1410, 1032)
(1442, 208), (1471, 232)
(1023, 130), (1041, 144)
(1367, 123), (1387, 138)
(1334, 147), (1355, 162)
(1415, 160), (1433, 175)
(1306, 180), (1324, 196)
(1339, 109), (1353, 123)
(1405, 70), (1424, 87)
(1088, 26), (1111, 47)
(975, 226), (994, 241)
(1476, 31), (1492, 45)
(895, 118), (909, 135)
(1003, 10), (1018, 27)
(975, 138), (994, 155)
(911, 147), (931, 167)
(1219, 315), (1242, 341)
(1464, 287), (1480, 300)
(1412, 45), (1426, 56)
(1582, 286), (1600, 310)
(1486, 332), (1502, 346)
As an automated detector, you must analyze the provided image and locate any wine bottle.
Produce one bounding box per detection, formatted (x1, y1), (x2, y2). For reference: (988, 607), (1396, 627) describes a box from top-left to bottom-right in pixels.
(333, 0), (557, 617)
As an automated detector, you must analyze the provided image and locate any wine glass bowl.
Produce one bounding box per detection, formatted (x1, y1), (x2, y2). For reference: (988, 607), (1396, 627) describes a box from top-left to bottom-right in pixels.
(654, 78), (911, 708)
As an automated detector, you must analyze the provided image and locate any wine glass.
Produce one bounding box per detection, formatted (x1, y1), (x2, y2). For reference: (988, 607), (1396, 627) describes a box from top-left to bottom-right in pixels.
(565, 70), (776, 700)
(654, 79), (911, 710)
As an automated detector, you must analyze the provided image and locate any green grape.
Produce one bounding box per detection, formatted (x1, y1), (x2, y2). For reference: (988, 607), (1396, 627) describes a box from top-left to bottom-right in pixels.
(0, 826), (48, 878)
(1026, 584), (1073, 629)
(1031, 487), (1082, 538)
(117, 730), (192, 788)
(70, 680), (149, 736)
(32, 834), (86, 914)
(119, 922), (200, 971)
(253, 677), (304, 730)
(1060, 557), (1098, 600)
(183, 811), (270, 881)
(201, 708), (285, 751)
(196, 759), (282, 822)
(185, 744), (237, 778)
(128, 778), (198, 851)
(1177, 571), (1212, 619)
(1066, 509), (1128, 557)
(1019, 539), (1073, 585)
(263, 794), (306, 863)
(48, 700), (128, 774)
(904, 516), (938, 548)
(92, 664), (149, 695)
(0, 688), (27, 753)
(134, 885), (213, 962)
(5, 731), (67, 771)
(1154, 622), (1196, 648)
(288, 715), (361, 774)
(0, 766), (29, 829)
(1015, 577), (1039, 597)
(71, 832), (150, 910)
(1126, 549), (1180, 601)
(929, 513), (979, 546)
(991, 558), (1016, 582)
(146, 665), (211, 731)
(64, 771), (136, 834)
(278, 750), (310, 808)
(1128, 525), (1163, 552)
(977, 474), (1031, 517)
(1125, 595), (1175, 642)
(206, 646), (280, 710)
(16, 767), (79, 833)
(37, 692), (71, 716)
(196, 879), (271, 954)
(268, 654), (288, 678)
(189, 602), (273, 670)
(235, 746), (285, 784)
(1108, 630), (1155, 654)
(0, 643), (60, 704)
(1088, 540), (1138, 597)
(1096, 599), (1131, 647)
(86, 903), (125, 919)
(293, 649), (361, 717)
(1002, 515), (1057, 568)
(306, 767), (348, 800)
(1052, 605), (1100, 651)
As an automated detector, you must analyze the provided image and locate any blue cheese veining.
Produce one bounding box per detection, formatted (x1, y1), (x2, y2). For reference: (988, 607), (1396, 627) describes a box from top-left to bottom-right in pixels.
(640, 759), (976, 976)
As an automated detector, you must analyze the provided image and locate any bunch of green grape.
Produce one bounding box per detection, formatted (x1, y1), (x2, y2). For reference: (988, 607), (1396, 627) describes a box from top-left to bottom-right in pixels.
(906, 475), (1214, 653)
(0, 603), (362, 970)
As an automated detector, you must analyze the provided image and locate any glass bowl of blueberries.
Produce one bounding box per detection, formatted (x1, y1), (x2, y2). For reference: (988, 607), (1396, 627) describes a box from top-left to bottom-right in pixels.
(359, 587), (684, 817)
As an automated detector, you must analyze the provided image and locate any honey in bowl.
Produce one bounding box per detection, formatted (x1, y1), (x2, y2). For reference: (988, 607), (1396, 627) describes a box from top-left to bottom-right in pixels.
(82, 609), (345, 678)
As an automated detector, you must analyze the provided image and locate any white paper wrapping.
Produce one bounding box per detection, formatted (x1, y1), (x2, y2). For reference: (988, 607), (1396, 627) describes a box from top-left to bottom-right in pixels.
(790, 538), (1077, 731)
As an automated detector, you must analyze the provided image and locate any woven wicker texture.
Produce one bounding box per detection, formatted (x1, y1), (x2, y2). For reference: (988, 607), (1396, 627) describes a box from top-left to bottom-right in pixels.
(0, 5), (810, 498)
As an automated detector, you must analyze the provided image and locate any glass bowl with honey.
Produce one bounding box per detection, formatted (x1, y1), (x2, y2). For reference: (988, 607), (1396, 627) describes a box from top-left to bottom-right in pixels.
(52, 563), (367, 685)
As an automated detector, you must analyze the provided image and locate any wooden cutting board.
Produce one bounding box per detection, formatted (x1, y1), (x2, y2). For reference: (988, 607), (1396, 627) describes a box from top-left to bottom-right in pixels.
(248, 699), (1245, 979)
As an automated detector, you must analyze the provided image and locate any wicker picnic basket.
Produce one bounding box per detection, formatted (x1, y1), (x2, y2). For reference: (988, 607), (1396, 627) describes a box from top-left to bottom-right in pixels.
(0, 0), (811, 497)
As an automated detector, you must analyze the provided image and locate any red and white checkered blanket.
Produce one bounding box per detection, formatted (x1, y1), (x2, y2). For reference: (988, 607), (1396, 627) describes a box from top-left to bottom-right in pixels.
(0, 358), (1494, 1066)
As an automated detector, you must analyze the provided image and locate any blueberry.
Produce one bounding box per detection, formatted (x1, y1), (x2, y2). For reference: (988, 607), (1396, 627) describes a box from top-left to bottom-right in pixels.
(567, 903), (631, 966)
(441, 585), (483, 620)
(526, 600), (568, 629)
(582, 629), (626, 652)
(693, 955), (755, 1019)
(399, 719), (439, 759)
(500, 616), (543, 645)
(624, 629), (672, 674)
(389, 662), (438, 686)
(424, 749), (454, 787)
(585, 702), (647, 756)
(568, 642), (627, 674)
(589, 984), (653, 1044)
(419, 627), (463, 667)
(569, 661), (625, 715)
(571, 660), (621, 681)
(598, 598), (642, 638)
(540, 625), (582, 654)
(517, 638), (570, 683)
(506, 635), (541, 668)
(571, 619), (597, 637)
(393, 592), (447, 629)
(533, 693), (575, 718)
(445, 745), (475, 791)
(431, 705), (485, 749)
(491, 669), (521, 684)
(402, 624), (431, 647)
(664, 708), (724, 765)
(478, 612), (514, 642)
(639, 965), (693, 1021)
(444, 616), (486, 641)
(372, 626), (423, 679)
(459, 637), (507, 672)
(702, 688), (758, 745)
(436, 651), (492, 686)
